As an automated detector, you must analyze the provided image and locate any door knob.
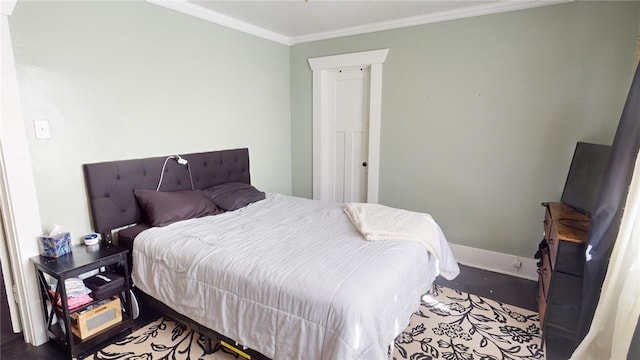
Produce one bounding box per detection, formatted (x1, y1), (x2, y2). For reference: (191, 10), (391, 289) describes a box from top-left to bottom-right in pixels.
(362, 162), (367, 167)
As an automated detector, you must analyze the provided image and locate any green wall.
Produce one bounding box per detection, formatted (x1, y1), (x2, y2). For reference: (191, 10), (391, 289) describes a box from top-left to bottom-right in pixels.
(9, 0), (640, 257)
(10, 0), (291, 242)
(290, 2), (640, 257)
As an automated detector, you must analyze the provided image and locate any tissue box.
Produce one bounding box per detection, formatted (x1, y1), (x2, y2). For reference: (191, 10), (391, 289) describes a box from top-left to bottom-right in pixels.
(40, 232), (71, 258)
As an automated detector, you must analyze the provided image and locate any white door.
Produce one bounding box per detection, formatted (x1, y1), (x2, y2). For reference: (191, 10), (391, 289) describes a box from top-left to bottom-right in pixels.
(327, 67), (370, 203)
(309, 49), (389, 204)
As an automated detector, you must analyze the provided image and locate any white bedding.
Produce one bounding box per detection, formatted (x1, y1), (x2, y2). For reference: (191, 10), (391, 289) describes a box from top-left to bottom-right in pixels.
(343, 202), (459, 281)
(132, 193), (459, 360)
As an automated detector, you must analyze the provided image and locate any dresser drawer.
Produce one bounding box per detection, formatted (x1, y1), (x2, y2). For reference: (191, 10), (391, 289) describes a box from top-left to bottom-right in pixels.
(545, 303), (580, 338)
(537, 245), (552, 328)
(545, 271), (582, 348)
(538, 202), (589, 358)
(548, 271), (582, 310)
(548, 223), (559, 270)
(554, 241), (586, 276)
(537, 274), (547, 328)
(540, 247), (552, 299)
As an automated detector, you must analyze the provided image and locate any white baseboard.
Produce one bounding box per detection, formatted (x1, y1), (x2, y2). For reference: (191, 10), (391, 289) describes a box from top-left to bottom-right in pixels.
(449, 243), (538, 281)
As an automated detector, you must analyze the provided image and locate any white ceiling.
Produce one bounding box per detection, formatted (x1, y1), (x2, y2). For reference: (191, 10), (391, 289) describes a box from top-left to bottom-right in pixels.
(147, 0), (571, 45)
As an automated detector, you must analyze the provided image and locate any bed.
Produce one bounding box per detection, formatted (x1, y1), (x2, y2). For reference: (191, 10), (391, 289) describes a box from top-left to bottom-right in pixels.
(83, 148), (459, 360)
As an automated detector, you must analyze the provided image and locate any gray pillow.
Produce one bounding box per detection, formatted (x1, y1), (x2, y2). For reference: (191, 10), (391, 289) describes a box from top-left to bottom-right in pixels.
(133, 189), (222, 227)
(198, 182), (265, 211)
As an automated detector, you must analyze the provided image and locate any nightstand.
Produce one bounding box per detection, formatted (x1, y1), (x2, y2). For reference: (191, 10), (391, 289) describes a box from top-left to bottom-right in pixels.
(30, 244), (134, 359)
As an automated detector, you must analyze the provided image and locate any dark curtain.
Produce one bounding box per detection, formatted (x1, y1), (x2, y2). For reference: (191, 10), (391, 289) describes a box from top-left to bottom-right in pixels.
(576, 61), (640, 345)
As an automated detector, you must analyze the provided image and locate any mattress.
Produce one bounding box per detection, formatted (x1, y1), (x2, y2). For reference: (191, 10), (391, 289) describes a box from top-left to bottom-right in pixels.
(132, 193), (459, 360)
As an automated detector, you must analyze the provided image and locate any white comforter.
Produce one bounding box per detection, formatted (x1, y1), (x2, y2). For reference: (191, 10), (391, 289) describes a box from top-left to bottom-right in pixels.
(132, 193), (459, 360)
(343, 202), (459, 280)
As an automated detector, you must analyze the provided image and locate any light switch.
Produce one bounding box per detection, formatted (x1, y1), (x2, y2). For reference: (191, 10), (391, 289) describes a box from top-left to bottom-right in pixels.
(34, 120), (51, 139)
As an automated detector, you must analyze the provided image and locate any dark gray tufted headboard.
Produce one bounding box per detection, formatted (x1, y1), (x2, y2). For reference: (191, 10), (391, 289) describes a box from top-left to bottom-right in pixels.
(83, 148), (250, 236)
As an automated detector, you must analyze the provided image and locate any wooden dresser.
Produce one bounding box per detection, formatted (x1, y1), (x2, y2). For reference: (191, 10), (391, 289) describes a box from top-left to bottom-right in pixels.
(537, 202), (590, 359)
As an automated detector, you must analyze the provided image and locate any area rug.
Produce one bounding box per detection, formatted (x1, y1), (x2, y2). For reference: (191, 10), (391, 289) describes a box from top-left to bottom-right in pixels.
(394, 284), (543, 360)
(89, 284), (543, 360)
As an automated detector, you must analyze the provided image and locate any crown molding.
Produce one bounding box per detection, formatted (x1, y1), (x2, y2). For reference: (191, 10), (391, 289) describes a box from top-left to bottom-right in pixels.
(1, 0), (17, 16)
(291, 0), (572, 45)
(147, 0), (573, 47)
(146, 0), (293, 46)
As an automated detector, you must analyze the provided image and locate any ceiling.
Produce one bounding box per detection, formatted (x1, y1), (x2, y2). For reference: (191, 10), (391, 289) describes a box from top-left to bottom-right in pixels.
(147, 0), (571, 46)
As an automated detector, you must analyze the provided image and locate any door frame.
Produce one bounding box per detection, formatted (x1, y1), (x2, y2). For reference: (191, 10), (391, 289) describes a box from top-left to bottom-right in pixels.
(0, 202), (21, 334)
(308, 49), (389, 203)
(1, 3), (48, 346)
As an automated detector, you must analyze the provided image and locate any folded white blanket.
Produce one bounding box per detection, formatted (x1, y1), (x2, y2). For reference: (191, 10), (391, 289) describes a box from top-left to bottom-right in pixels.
(343, 203), (460, 280)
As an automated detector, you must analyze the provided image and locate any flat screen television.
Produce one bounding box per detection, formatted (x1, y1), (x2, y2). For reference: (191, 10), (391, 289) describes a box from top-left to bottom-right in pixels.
(561, 141), (611, 215)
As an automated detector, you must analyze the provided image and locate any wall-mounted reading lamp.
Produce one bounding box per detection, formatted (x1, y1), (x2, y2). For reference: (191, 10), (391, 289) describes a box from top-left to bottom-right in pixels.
(156, 155), (194, 191)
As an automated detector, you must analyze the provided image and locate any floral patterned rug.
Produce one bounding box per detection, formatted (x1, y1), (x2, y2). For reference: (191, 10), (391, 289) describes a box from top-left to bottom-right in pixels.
(89, 284), (543, 360)
(394, 284), (543, 360)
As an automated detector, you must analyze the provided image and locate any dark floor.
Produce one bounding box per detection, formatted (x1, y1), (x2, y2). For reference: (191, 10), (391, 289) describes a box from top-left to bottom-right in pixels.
(0, 295), (160, 360)
(1, 265), (537, 360)
(434, 264), (538, 312)
(1, 262), (25, 354)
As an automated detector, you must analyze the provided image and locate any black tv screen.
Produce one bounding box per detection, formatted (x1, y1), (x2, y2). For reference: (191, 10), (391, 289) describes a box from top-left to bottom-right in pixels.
(561, 142), (611, 215)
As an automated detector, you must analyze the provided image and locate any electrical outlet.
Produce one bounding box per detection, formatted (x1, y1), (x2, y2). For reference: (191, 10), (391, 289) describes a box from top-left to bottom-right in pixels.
(34, 120), (51, 139)
(514, 257), (523, 269)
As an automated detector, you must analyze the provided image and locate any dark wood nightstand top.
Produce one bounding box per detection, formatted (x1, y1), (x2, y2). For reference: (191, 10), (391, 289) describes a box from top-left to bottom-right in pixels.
(30, 244), (128, 277)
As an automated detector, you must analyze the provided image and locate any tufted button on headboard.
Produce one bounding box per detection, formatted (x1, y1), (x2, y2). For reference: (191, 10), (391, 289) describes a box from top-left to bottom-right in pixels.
(83, 148), (251, 234)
